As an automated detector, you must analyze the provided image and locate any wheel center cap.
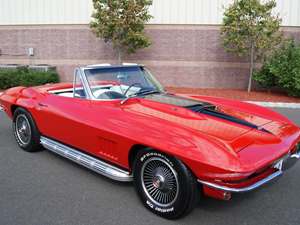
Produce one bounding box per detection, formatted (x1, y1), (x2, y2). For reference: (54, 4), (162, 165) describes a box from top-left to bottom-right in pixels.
(20, 126), (26, 133)
(153, 175), (165, 189)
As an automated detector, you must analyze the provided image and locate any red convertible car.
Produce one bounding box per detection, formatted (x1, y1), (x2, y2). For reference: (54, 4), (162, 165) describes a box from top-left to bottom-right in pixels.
(0, 64), (299, 219)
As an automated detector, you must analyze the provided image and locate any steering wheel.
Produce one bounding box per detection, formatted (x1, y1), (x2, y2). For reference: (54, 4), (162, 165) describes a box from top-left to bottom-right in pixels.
(123, 83), (143, 96)
(96, 90), (126, 99)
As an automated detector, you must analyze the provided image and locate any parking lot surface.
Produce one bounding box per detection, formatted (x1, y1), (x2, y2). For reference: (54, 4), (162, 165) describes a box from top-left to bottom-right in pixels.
(0, 108), (300, 225)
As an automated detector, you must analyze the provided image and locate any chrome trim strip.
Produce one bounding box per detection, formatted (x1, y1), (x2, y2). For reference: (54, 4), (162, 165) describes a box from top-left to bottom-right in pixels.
(198, 170), (283, 193)
(40, 136), (133, 182)
(79, 67), (94, 100)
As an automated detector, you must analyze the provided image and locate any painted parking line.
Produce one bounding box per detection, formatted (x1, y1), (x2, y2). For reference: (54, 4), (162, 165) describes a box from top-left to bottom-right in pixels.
(247, 101), (300, 109)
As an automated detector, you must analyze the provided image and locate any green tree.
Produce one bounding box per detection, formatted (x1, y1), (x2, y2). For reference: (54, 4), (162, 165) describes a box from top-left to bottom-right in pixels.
(221, 0), (282, 92)
(90, 0), (153, 64)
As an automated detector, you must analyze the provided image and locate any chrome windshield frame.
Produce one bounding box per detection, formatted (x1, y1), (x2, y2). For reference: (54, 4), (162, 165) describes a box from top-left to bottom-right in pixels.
(73, 67), (97, 100)
(73, 67), (121, 101)
(77, 65), (164, 101)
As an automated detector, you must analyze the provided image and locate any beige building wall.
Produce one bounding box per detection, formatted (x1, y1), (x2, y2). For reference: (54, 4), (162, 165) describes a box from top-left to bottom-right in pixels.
(0, 0), (299, 26)
(0, 1), (299, 89)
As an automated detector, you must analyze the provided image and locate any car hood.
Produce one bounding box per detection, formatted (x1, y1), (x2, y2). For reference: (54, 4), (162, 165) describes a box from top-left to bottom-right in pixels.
(123, 93), (295, 153)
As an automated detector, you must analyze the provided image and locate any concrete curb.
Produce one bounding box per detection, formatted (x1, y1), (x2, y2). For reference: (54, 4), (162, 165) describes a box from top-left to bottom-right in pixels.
(246, 101), (300, 109)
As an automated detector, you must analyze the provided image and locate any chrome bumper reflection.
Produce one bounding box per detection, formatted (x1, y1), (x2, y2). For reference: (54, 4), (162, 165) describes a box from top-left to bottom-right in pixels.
(198, 150), (300, 193)
(281, 151), (300, 171)
(198, 170), (283, 193)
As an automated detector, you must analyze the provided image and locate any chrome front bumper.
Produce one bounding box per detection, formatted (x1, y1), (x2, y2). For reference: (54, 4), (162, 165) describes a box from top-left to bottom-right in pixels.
(198, 149), (300, 193)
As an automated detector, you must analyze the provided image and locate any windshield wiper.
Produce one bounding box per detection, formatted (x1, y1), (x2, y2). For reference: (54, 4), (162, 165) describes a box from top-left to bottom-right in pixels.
(136, 89), (161, 96)
(120, 89), (161, 105)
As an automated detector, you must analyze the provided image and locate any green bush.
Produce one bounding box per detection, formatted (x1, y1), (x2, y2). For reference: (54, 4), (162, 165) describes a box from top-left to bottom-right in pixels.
(254, 40), (300, 97)
(0, 67), (59, 90)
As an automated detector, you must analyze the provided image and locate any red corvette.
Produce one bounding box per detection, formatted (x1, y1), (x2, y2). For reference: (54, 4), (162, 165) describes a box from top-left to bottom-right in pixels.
(0, 64), (299, 219)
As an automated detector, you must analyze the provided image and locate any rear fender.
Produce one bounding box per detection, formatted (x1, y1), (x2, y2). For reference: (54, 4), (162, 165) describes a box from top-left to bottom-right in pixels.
(0, 87), (42, 118)
(0, 87), (26, 118)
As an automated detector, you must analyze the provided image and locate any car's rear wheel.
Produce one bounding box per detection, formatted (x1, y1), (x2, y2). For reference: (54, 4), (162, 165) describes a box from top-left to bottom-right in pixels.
(13, 107), (42, 152)
(133, 150), (200, 219)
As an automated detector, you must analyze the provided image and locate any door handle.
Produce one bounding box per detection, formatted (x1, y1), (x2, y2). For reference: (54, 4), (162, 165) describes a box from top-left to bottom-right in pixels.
(38, 103), (48, 107)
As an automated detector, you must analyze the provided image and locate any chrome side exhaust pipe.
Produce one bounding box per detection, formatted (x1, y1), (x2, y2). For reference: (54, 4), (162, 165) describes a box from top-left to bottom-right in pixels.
(40, 136), (133, 182)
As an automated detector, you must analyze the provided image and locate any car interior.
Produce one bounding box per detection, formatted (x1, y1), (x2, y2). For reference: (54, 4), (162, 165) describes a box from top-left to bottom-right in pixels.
(49, 84), (141, 100)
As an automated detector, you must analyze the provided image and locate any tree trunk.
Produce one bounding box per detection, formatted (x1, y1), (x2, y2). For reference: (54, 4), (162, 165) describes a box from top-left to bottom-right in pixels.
(117, 47), (122, 65)
(248, 42), (255, 93)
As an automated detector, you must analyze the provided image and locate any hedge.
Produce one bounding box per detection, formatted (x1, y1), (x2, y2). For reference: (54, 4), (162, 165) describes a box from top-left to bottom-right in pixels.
(0, 68), (59, 90)
(254, 39), (300, 97)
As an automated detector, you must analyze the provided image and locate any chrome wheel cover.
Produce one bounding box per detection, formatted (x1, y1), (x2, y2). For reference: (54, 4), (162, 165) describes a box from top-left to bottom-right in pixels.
(141, 157), (179, 207)
(15, 114), (32, 145)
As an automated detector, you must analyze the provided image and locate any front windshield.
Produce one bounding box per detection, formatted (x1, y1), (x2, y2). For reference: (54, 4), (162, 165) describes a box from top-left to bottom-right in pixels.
(84, 66), (164, 100)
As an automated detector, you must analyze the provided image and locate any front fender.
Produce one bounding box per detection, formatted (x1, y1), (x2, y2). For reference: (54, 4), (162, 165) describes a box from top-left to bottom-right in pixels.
(118, 107), (243, 179)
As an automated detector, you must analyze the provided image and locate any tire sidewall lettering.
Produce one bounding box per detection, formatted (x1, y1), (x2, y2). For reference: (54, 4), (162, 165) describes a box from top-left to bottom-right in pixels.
(140, 151), (177, 214)
(140, 152), (174, 168)
(146, 200), (175, 213)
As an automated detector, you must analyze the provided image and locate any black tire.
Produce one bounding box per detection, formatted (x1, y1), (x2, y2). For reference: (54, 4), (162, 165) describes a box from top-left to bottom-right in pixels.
(133, 150), (200, 219)
(13, 107), (42, 152)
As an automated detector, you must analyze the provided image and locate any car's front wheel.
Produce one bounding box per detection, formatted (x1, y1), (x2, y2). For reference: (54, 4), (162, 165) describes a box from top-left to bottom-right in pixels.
(13, 107), (42, 152)
(133, 150), (200, 219)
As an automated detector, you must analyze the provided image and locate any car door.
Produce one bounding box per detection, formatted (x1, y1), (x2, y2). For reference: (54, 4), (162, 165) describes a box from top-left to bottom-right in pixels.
(35, 70), (96, 152)
(34, 70), (130, 167)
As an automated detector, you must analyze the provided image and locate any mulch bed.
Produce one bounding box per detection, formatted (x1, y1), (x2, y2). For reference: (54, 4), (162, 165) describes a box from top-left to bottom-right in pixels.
(166, 87), (300, 103)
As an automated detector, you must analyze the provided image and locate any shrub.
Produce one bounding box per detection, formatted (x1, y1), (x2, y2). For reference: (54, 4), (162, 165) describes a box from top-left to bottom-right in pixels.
(254, 40), (300, 97)
(0, 67), (59, 90)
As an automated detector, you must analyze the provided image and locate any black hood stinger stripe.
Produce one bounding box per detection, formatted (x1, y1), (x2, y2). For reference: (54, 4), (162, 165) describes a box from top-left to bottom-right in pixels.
(143, 93), (211, 108)
(144, 93), (270, 133)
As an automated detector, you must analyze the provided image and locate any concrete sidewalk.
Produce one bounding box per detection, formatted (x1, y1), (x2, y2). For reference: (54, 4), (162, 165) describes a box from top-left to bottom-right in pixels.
(247, 101), (300, 109)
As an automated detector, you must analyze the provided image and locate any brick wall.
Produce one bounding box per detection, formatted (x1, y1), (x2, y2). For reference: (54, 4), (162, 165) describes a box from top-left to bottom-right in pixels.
(0, 25), (299, 89)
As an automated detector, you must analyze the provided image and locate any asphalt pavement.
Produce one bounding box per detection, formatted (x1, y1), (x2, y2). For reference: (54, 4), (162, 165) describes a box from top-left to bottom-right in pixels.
(0, 108), (300, 225)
